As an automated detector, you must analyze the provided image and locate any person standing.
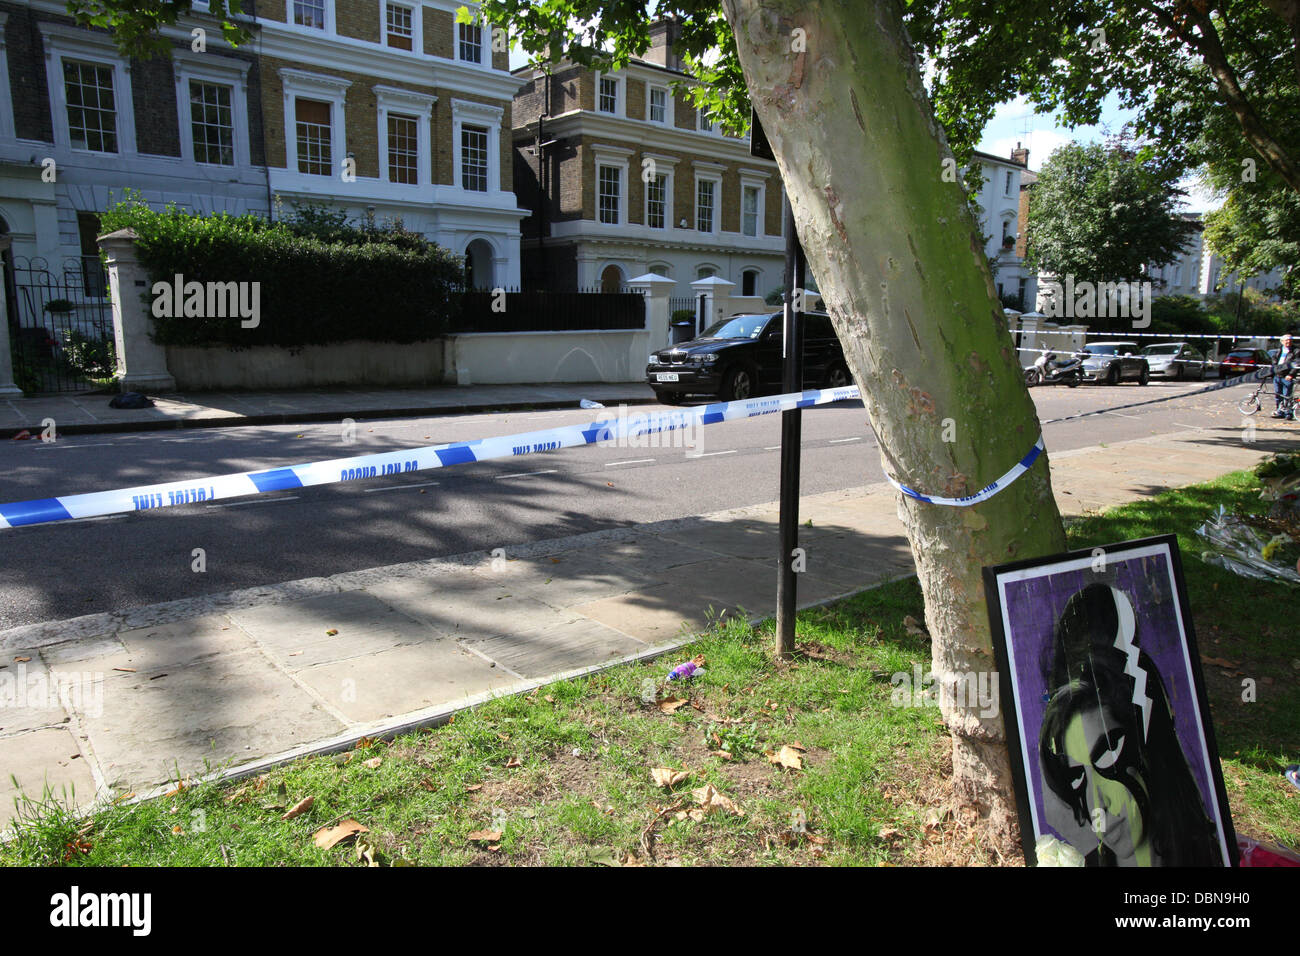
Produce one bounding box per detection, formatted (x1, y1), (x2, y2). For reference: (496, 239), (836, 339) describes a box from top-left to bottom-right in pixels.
(1273, 333), (1297, 420)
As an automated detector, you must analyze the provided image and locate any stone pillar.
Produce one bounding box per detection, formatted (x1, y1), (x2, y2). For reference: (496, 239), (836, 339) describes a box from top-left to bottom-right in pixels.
(99, 228), (176, 393)
(1018, 311), (1044, 361)
(626, 272), (675, 347)
(0, 237), (23, 395)
(690, 275), (736, 334)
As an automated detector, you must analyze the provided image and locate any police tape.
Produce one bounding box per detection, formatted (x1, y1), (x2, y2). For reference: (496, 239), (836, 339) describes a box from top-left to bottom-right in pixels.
(0, 386), (864, 530)
(885, 434), (1045, 507)
(1040, 361), (1294, 425)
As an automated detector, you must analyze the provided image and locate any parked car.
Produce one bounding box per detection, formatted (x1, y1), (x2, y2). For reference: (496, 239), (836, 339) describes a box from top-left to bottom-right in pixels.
(1139, 342), (1207, 380)
(646, 311), (852, 403)
(1079, 341), (1150, 385)
(1219, 348), (1272, 378)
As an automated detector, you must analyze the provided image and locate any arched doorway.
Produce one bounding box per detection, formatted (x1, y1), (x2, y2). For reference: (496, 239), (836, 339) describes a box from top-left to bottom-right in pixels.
(464, 239), (495, 289)
(600, 264), (624, 293)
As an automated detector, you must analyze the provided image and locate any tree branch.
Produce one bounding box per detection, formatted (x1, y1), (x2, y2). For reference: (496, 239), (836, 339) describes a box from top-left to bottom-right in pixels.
(1137, 0), (1300, 193)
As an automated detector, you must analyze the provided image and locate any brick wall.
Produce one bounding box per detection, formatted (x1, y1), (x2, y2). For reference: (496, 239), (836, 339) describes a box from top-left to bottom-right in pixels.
(625, 77), (645, 121)
(423, 7), (453, 58)
(258, 0), (287, 23)
(131, 54), (181, 157)
(673, 89), (694, 131)
(2, 2), (53, 142)
(336, 0), (380, 42)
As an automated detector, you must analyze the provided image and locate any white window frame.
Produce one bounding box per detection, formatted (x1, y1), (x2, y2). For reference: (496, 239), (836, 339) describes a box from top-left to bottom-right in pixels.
(590, 144), (633, 226)
(451, 98), (503, 192)
(382, 1), (420, 51)
(693, 162), (724, 234)
(741, 268), (761, 297)
(456, 20), (490, 65)
(740, 182), (764, 238)
(290, 0), (332, 32)
(280, 69), (351, 179)
(641, 152), (678, 230)
(647, 84), (671, 126)
(595, 72), (622, 116)
(40, 25), (136, 156)
(374, 85), (435, 186)
(697, 106), (717, 134)
(597, 163), (622, 225)
(1004, 168), (1015, 197)
(174, 52), (252, 169)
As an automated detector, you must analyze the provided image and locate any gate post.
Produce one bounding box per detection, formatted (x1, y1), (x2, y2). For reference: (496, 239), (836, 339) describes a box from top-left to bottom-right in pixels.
(0, 237), (23, 395)
(99, 229), (176, 393)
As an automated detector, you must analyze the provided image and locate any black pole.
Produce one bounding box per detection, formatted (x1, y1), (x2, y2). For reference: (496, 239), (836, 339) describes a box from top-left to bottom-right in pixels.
(776, 202), (804, 659)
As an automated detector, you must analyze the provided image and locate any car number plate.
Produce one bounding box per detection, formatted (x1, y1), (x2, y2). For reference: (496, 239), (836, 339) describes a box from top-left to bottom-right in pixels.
(655, 372), (679, 382)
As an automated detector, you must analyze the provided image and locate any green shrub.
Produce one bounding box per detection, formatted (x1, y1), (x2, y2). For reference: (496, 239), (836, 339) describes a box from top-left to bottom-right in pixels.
(100, 193), (466, 347)
(671, 308), (697, 323)
(60, 328), (116, 380)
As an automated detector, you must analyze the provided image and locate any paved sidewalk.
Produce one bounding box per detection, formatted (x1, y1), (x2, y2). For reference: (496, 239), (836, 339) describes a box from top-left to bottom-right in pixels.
(0, 383), (657, 435)
(0, 423), (1291, 823)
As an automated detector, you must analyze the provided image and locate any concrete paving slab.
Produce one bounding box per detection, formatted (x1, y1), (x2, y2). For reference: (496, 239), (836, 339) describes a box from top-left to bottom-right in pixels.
(573, 586), (722, 646)
(230, 590), (437, 669)
(78, 648), (344, 790)
(365, 574), (577, 642)
(0, 728), (97, 828)
(0, 653), (73, 737)
(462, 617), (646, 678)
(291, 641), (521, 723)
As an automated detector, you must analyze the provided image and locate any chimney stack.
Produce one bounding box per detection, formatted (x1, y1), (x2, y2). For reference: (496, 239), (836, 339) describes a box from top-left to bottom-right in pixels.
(1010, 141), (1030, 167)
(644, 17), (683, 71)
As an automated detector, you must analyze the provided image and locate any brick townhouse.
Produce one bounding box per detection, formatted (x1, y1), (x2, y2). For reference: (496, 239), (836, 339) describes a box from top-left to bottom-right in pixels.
(0, 0), (526, 304)
(511, 18), (786, 299)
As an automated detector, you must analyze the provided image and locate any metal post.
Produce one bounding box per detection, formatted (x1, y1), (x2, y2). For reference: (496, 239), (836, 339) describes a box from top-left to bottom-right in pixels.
(776, 202), (804, 659)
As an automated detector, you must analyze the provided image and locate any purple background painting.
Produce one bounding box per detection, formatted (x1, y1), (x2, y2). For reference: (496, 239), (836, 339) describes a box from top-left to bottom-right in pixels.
(998, 547), (1218, 840)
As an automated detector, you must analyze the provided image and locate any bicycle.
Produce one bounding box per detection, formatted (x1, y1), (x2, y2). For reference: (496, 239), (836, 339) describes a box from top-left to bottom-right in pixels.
(1238, 373), (1297, 418)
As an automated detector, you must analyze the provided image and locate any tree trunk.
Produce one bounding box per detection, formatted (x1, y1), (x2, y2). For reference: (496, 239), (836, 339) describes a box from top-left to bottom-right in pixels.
(721, 0), (1069, 844)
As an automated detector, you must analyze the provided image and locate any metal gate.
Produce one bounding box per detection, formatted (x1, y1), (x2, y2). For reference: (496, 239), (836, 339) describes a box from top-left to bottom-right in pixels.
(5, 256), (116, 394)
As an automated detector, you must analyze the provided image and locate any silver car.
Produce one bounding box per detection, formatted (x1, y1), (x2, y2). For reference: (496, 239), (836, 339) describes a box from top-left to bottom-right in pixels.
(1140, 342), (1207, 380)
(1079, 342), (1150, 385)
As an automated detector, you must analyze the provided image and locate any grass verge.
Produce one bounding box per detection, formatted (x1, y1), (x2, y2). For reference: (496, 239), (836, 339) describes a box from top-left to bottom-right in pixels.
(3, 468), (1297, 866)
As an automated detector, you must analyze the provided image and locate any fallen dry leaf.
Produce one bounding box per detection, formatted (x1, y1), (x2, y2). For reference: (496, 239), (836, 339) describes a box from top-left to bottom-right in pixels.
(505, 757), (521, 768)
(362, 757), (382, 769)
(878, 826), (901, 841)
(903, 614), (928, 637)
(692, 784), (744, 817)
(14, 657), (31, 663)
(767, 746), (804, 771)
(313, 819), (368, 849)
(325, 629), (338, 636)
(657, 697), (689, 714)
(281, 795), (314, 820)
(467, 829), (503, 843)
(171, 825), (183, 835)
(419, 779), (436, 792)
(650, 767), (691, 788)
(465, 784), (483, 792)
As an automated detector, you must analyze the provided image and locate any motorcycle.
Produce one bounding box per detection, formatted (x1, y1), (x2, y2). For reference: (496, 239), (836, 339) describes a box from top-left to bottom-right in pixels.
(1024, 349), (1082, 387)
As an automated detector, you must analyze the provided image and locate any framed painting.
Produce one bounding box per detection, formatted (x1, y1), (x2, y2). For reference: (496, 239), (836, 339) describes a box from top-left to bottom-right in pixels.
(984, 534), (1236, 867)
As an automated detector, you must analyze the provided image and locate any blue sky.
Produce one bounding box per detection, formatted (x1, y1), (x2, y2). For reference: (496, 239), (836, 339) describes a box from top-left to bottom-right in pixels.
(975, 95), (1216, 213)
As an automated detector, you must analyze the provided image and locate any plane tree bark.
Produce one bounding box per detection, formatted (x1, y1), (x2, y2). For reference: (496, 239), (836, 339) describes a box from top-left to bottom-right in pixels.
(720, 0), (1068, 840)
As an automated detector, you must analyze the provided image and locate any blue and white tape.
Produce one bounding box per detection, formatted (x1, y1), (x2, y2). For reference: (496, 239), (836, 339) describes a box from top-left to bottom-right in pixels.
(885, 434), (1045, 507)
(0, 386), (862, 530)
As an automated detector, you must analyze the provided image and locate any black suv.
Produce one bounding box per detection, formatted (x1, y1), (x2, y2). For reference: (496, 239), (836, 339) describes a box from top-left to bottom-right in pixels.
(646, 311), (852, 404)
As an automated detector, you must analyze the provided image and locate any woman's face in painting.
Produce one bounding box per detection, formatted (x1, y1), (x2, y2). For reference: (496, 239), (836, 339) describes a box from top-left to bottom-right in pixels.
(1061, 702), (1145, 860)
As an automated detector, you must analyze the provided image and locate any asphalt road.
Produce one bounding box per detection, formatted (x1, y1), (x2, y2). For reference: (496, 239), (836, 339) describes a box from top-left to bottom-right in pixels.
(0, 378), (1262, 630)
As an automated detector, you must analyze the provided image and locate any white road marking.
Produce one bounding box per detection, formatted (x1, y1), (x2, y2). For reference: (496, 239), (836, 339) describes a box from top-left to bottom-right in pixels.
(764, 445), (781, 451)
(695, 449), (737, 457)
(606, 458), (656, 467)
(828, 437), (863, 444)
(72, 514), (126, 523)
(497, 469), (558, 479)
(363, 481), (440, 493)
(207, 495), (301, 509)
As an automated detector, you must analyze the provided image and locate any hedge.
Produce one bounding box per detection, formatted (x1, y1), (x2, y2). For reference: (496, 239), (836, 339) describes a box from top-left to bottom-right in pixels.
(99, 196), (465, 348)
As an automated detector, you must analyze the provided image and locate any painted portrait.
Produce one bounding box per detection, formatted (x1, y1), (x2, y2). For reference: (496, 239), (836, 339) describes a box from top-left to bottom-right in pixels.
(984, 536), (1235, 867)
